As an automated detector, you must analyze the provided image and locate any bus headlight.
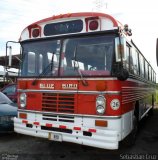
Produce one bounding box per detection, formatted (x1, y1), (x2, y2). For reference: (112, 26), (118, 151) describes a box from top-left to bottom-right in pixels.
(96, 95), (106, 115)
(20, 93), (27, 108)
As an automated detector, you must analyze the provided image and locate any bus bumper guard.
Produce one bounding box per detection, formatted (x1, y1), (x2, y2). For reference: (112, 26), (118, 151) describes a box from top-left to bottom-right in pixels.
(14, 117), (120, 150)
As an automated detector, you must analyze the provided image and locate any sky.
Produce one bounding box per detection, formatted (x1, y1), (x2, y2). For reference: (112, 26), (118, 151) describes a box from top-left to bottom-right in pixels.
(0, 0), (158, 79)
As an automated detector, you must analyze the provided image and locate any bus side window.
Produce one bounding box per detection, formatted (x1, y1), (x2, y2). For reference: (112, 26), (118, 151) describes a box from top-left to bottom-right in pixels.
(152, 70), (154, 82)
(129, 48), (134, 74)
(131, 48), (139, 75)
(153, 70), (155, 83)
(145, 61), (148, 80)
(139, 54), (145, 78)
(149, 66), (152, 81)
(151, 69), (153, 82)
(124, 44), (130, 71)
(154, 72), (156, 83)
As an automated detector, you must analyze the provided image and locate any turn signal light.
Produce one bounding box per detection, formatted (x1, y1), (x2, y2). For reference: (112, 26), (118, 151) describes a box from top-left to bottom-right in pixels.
(28, 24), (41, 38)
(95, 120), (108, 127)
(32, 28), (40, 38)
(19, 113), (27, 119)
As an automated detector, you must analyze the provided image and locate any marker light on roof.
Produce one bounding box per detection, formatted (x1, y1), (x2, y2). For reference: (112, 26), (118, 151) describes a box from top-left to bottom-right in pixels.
(32, 28), (40, 38)
(89, 20), (99, 31)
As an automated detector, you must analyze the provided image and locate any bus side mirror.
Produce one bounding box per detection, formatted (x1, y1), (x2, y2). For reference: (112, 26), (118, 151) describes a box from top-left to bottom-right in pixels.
(7, 46), (12, 67)
(156, 38), (158, 66)
(5, 41), (20, 68)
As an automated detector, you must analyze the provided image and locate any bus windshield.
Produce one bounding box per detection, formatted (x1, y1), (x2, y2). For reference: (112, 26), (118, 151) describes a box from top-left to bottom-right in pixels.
(20, 35), (114, 77)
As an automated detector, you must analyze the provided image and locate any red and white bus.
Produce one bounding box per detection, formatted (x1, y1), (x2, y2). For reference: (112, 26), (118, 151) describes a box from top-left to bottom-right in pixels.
(13, 12), (156, 149)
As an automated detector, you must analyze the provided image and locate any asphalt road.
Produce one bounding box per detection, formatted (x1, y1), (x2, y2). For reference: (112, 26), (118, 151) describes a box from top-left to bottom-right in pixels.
(0, 109), (158, 160)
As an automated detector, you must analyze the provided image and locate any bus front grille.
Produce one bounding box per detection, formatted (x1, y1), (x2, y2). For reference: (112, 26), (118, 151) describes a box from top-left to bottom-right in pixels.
(42, 93), (75, 113)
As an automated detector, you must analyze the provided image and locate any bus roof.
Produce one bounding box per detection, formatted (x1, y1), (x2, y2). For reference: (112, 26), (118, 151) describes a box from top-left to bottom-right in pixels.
(29, 12), (119, 27)
(19, 12), (122, 41)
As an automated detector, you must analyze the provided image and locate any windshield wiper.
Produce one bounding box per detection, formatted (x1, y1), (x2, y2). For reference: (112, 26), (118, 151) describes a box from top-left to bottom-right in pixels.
(73, 47), (88, 86)
(32, 52), (55, 85)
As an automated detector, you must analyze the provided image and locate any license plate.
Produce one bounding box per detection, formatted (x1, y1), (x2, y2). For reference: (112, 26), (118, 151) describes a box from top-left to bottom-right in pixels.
(48, 133), (62, 142)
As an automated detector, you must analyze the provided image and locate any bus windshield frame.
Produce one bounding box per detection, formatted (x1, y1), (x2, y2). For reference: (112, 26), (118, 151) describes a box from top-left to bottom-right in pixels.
(20, 34), (115, 77)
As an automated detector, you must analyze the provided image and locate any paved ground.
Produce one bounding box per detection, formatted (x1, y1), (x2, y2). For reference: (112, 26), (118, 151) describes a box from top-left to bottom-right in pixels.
(0, 109), (158, 160)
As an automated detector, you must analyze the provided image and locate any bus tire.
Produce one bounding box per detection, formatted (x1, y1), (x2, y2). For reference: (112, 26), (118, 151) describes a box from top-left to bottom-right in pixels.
(122, 115), (138, 147)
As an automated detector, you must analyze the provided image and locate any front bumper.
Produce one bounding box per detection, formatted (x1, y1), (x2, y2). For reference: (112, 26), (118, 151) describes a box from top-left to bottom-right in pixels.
(14, 112), (122, 150)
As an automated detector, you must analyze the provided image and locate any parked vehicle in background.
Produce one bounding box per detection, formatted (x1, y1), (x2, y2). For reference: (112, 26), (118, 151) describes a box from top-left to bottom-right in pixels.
(0, 92), (17, 133)
(1, 83), (17, 103)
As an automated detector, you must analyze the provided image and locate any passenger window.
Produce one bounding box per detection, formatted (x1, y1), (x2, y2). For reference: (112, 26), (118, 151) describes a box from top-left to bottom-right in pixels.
(149, 66), (152, 81)
(124, 45), (130, 71)
(139, 54), (145, 78)
(145, 61), (148, 80)
(131, 49), (139, 75)
(151, 70), (153, 82)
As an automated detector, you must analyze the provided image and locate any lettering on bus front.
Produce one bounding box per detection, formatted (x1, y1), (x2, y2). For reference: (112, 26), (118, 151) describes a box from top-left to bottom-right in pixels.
(39, 83), (78, 90)
(39, 83), (55, 89)
(62, 84), (78, 90)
